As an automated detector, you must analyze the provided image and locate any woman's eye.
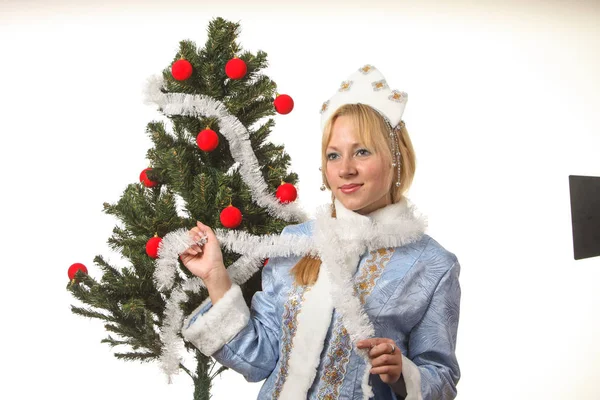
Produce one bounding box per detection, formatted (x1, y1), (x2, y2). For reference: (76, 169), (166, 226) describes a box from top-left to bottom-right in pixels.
(356, 149), (370, 156)
(326, 153), (339, 160)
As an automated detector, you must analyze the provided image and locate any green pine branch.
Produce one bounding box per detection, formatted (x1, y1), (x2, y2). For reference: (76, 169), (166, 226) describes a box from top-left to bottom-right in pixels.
(70, 305), (114, 322)
(114, 351), (159, 363)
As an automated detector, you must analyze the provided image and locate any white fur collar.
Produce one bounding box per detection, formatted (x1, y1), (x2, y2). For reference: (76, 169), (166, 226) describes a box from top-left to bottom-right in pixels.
(280, 198), (427, 399)
(316, 197), (428, 253)
(333, 197), (409, 223)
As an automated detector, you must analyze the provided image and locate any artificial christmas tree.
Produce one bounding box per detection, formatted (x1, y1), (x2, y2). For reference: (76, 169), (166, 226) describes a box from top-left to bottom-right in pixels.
(67, 17), (306, 399)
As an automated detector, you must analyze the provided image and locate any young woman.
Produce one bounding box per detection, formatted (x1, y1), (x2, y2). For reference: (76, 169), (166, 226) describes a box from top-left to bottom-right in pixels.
(179, 65), (461, 400)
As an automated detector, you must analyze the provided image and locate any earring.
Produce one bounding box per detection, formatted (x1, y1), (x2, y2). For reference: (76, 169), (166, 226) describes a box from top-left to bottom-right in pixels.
(319, 165), (326, 190)
(389, 124), (402, 188)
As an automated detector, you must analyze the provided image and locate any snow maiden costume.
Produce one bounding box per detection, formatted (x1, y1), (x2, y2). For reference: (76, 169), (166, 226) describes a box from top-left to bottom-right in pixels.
(182, 198), (461, 399)
(159, 65), (461, 399)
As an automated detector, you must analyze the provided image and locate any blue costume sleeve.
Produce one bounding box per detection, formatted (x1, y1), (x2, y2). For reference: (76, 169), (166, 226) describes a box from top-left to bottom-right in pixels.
(182, 238), (289, 382)
(407, 261), (461, 399)
(210, 256), (283, 382)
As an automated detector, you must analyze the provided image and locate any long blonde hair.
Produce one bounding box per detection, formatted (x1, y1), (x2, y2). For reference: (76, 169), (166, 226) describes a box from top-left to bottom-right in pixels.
(291, 104), (417, 285)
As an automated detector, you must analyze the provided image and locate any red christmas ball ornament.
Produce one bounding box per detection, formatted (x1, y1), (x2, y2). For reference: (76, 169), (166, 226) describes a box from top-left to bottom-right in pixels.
(146, 236), (163, 259)
(220, 205), (243, 229)
(171, 59), (193, 81)
(68, 263), (88, 281)
(274, 94), (294, 114)
(276, 182), (297, 203)
(196, 128), (219, 152)
(225, 57), (247, 80)
(140, 168), (158, 188)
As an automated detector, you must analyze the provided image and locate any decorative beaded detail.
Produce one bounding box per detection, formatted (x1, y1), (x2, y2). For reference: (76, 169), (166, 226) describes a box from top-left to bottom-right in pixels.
(273, 283), (311, 398)
(316, 318), (351, 399)
(385, 119), (403, 188)
(354, 248), (394, 304)
(371, 79), (389, 91)
(339, 80), (353, 92)
(389, 89), (407, 103)
(359, 64), (376, 74)
(320, 100), (330, 114)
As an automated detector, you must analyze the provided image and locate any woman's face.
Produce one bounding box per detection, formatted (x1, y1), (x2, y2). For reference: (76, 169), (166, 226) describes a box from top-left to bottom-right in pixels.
(325, 115), (393, 215)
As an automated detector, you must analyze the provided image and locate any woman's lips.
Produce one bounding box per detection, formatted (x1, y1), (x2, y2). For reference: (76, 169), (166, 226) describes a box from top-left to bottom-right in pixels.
(340, 184), (363, 194)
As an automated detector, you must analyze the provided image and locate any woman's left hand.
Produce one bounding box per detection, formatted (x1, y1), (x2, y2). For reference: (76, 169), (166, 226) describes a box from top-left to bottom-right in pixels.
(356, 338), (403, 384)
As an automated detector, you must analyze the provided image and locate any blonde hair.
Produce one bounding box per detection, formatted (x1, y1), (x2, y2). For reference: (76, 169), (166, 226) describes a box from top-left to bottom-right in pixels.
(291, 104), (417, 285)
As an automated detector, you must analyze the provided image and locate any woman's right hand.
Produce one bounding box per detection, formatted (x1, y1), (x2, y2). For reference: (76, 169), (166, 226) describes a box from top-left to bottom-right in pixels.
(180, 221), (226, 282)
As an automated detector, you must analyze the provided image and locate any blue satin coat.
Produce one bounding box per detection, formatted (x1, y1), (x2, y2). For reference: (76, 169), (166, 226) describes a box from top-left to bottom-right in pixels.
(189, 220), (461, 399)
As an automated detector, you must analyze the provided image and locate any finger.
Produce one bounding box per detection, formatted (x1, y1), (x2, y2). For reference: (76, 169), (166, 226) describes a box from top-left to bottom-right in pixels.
(356, 338), (393, 351)
(196, 221), (215, 238)
(188, 231), (202, 246)
(187, 226), (208, 251)
(370, 354), (397, 368)
(356, 337), (392, 347)
(188, 226), (202, 237)
(190, 244), (203, 253)
(191, 234), (206, 248)
(370, 365), (401, 376)
(370, 342), (398, 358)
(182, 248), (199, 257)
(369, 366), (402, 383)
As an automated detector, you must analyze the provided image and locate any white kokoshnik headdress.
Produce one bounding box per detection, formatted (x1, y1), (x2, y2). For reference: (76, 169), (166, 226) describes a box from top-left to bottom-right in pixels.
(319, 65), (408, 187)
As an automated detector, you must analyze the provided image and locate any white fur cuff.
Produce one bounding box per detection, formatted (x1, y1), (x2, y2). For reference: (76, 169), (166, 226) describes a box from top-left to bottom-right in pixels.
(402, 355), (423, 400)
(181, 284), (250, 356)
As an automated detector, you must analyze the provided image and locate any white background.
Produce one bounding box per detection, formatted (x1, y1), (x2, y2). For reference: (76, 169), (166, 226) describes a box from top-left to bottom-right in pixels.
(1, 0), (599, 399)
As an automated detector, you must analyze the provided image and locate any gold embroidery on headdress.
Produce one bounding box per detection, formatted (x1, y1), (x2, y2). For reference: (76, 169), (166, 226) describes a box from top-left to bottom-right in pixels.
(339, 80), (353, 92)
(389, 90), (406, 103)
(359, 64), (375, 74)
(371, 79), (388, 91)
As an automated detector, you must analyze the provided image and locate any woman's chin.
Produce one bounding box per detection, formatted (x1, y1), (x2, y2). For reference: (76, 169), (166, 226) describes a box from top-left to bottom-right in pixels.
(336, 196), (365, 212)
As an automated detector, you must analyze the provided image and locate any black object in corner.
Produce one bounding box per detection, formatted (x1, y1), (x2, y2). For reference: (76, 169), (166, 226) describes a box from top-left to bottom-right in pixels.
(569, 175), (600, 260)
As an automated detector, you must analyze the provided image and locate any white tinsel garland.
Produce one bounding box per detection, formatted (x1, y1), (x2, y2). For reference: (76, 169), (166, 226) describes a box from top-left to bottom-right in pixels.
(143, 75), (308, 224)
(159, 286), (189, 380)
(155, 227), (298, 378)
(154, 228), (194, 291)
(215, 229), (317, 259)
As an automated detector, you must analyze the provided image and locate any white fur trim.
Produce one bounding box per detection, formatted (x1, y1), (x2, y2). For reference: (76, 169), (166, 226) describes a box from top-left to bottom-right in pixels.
(279, 262), (333, 399)
(315, 212), (375, 399)
(181, 284), (250, 356)
(314, 212), (374, 398)
(312, 199), (427, 399)
(401, 355), (423, 400)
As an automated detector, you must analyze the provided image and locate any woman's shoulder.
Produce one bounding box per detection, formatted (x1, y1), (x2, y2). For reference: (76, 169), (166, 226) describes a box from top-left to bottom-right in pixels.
(420, 234), (458, 263)
(395, 234), (459, 274)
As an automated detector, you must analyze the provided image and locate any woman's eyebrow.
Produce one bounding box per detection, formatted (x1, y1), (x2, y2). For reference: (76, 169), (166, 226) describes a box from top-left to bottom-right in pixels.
(326, 143), (362, 151)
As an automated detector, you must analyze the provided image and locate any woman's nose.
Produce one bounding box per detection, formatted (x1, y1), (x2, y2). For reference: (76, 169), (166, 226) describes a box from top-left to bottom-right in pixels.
(339, 158), (357, 177)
